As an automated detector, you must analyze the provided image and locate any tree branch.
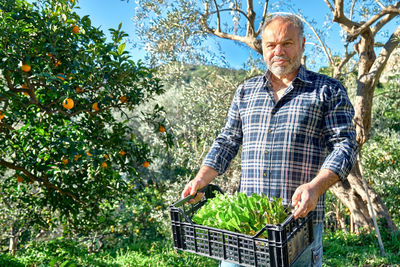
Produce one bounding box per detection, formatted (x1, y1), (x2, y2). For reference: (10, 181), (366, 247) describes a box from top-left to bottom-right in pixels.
(369, 25), (400, 85)
(212, 0), (221, 32)
(324, 0), (335, 13)
(347, 3), (400, 39)
(204, 8), (256, 34)
(298, 14), (334, 67)
(200, 8), (262, 53)
(335, 50), (357, 79)
(349, 0), (357, 20)
(246, 0), (256, 36)
(0, 122), (14, 132)
(371, 8), (399, 36)
(0, 159), (83, 204)
(375, 0), (386, 9)
(331, 0), (357, 32)
(256, 0), (269, 35)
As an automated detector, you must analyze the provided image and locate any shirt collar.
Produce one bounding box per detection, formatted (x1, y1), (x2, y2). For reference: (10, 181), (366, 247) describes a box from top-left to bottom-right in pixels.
(295, 65), (313, 84)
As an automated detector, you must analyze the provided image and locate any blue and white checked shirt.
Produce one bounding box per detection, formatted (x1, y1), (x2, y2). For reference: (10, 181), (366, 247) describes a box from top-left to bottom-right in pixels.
(202, 65), (358, 223)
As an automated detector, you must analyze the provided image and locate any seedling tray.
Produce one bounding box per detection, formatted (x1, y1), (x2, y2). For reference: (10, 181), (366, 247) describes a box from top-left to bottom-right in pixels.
(169, 184), (313, 267)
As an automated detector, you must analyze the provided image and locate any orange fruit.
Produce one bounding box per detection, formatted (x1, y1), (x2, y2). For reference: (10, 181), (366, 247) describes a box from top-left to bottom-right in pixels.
(54, 60), (61, 67)
(72, 25), (79, 34)
(104, 154), (109, 159)
(61, 157), (69, 165)
(21, 84), (29, 96)
(119, 96), (128, 103)
(119, 150), (126, 156)
(75, 86), (84, 93)
(142, 161), (150, 168)
(101, 162), (108, 169)
(158, 125), (165, 133)
(0, 111), (4, 120)
(63, 98), (74, 109)
(21, 64), (31, 72)
(86, 151), (93, 157)
(92, 102), (99, 111)
(16, 175), (23, 183)
(74, 154), (81, 161)
(56, 73), (66, 81)
(110, 94), (114, 99)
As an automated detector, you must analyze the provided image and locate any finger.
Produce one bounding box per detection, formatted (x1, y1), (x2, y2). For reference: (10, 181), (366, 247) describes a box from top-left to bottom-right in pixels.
(182, 183), (192, 198)
(188, 192), (204, 204)
(293, 196), (307, 219)
(294, 206), (307, 219)
(291, 188), (302, 207)
(190, 182), (199, 196)
(293, 206), (302, 219)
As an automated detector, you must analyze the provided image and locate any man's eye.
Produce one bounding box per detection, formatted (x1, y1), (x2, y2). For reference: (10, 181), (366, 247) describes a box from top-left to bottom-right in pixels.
(283, 42), (293, 47)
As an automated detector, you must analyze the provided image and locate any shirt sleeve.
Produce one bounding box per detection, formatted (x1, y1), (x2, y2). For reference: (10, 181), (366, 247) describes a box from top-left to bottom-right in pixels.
(202, 85), (243, 175)
(321, 82), (359, 181)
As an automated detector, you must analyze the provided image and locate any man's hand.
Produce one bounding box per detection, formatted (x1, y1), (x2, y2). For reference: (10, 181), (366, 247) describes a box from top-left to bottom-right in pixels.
(181, 166), (218, 204)
(291, 169), (340, 219)
(291, 183), (319, 219)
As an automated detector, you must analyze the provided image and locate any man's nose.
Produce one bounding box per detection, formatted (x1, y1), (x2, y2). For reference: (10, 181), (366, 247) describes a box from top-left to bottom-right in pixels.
(274, 44), (284, 55)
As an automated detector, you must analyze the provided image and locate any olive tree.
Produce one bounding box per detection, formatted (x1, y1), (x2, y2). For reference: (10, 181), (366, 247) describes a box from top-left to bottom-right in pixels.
(131, 0), (400, 232)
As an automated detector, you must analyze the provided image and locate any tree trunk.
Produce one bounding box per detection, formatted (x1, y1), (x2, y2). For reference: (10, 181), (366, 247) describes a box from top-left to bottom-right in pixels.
(330, 161), (397, 233)
(9, 226), (18, 256)
(330, 30), (398, 233)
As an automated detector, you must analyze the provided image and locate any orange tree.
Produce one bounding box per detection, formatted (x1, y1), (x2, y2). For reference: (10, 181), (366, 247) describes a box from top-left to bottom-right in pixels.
(0, 0), (164, 239)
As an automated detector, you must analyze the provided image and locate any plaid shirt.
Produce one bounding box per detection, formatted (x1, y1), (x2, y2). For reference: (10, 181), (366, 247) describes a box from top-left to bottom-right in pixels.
(202, 65), (358, 223)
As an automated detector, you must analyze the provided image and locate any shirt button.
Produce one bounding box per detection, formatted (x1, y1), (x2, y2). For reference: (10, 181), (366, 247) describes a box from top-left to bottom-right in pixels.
(264, 150), (269, 154)
(268, 129), (273, 133)
(263, 172), (267, 177)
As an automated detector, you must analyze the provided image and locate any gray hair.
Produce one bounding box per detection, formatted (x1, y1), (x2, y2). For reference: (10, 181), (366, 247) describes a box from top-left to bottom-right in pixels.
(261, 13), (304, 40)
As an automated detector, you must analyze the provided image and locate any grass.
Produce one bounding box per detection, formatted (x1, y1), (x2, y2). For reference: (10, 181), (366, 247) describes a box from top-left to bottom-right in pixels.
(322, 229), (400, 267)
(1, 229), (399, 267)
(0, 236), (218, 267)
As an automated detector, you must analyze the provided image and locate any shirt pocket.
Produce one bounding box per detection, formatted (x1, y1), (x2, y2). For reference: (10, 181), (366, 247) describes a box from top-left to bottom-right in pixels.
(290, 99), (324, 136)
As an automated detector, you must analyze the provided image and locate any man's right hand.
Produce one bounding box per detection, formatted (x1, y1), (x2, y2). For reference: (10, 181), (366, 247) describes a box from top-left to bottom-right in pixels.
(181, 166), (218, 204)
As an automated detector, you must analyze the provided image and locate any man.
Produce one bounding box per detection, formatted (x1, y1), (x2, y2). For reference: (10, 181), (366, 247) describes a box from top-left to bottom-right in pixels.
(182, 14), (358, 267)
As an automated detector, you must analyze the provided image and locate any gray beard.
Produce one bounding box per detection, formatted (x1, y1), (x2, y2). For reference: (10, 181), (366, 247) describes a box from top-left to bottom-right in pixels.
(268, 55), (302, 77)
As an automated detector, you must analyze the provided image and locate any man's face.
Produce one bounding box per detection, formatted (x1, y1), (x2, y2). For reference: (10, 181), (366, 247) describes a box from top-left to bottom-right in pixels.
(262, 19), (305, 77)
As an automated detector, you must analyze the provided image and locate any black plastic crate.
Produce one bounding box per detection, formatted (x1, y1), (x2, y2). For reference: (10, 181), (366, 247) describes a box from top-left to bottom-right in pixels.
(169, 184), (313, 267)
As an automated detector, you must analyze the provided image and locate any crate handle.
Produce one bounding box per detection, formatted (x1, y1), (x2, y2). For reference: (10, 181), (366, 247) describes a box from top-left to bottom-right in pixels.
(171, 184), (223, 207)
(170, 184), (224, 224)
(253, 213), (295, 238)
(171, 186), (209, 207)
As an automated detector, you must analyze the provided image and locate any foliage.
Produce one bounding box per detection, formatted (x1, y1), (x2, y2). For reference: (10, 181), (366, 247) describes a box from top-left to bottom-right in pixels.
(193, 192), (288, 236)
(132, 0), (210, 64)
(361, 76), (400, 228)
(323, 227), (400, 266)
(2, 237), (218, 267)
(0, 0), (163, 240)
(131, 0), (286, 67)
(3, 227), (399, 266)
(126, 63), (261, 235)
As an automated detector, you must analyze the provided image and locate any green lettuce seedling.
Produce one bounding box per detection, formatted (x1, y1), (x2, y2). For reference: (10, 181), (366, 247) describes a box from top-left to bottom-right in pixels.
(192, 192), (288, 237)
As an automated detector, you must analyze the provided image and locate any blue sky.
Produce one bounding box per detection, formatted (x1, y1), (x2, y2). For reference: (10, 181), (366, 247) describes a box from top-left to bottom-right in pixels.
(74, 0), (396, 71)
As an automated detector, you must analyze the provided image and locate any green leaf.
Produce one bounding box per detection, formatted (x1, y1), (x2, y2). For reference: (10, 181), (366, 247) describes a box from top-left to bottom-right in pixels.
(118, 43), (126, 55)
(193, 191), (288, 236)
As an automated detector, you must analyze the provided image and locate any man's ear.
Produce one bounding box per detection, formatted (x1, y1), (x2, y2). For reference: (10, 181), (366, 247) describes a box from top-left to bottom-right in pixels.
(301, 37), (306, 51)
